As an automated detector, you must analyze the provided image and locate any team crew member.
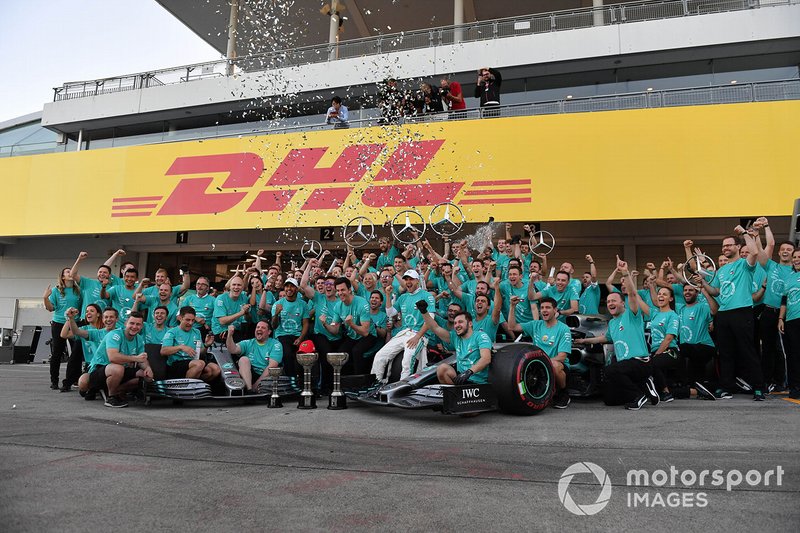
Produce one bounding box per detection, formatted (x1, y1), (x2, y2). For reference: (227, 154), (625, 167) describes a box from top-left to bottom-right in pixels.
(368, 290), (389, 348)
(678, 283), (719, 399)
(226, 321), (283, 392)
(469, 280), (505, 341)
(142, 267), (190, 302)
(778, 250), (800, 399)
(211, 275), (250, 343)
(579, 255), (601, 315)
(371, 270), (435, 382)
(500, 266), (534, 330)
(102, 267), (140, 327)
(575, 257), (660, 410)
(69, 251), (113, 316)
(62, 305), (113, 397)
(183, 276), (216, 338)
(87, 311), (153, 408)
(647, 285), (680, 402)
(529, 271), (580, 322)
(507, 297), (573, 409)
(137, 283), (180, 328)
(698, 227), (765, 400)
(43, 268), (82, 391)
(419, 306), (492, 386)
(143, 306), (169, 345)
(161, 307), (219, 382)
(332, 277), (377, 375)
(272, 278), (310, 381)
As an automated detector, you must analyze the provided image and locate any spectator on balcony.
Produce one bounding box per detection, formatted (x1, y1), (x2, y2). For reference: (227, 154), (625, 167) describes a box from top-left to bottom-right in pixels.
(475, 67), (502, 117)
(325, 96), (349, 129)
(440, 77), (466, 114)
(378, 78), (403, 124)
(421, 82), (445, 114)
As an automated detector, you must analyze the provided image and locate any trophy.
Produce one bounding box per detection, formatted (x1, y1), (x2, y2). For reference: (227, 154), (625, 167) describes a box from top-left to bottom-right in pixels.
(327, 352), (350, 410)
(267, 366), (283, 408)
(296, 351), (318, 409)
(683, 253), (717, 288)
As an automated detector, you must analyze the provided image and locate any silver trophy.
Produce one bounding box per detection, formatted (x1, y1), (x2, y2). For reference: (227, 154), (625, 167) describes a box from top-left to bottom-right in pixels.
(683, 253), (717, 288)
(327, 352), (350, 410)
(267, 366), (283, 408)
(296, 351), (318, 409)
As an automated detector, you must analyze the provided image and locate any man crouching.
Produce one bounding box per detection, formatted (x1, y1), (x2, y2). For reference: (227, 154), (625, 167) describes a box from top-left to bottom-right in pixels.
(161, 306), (220, 382)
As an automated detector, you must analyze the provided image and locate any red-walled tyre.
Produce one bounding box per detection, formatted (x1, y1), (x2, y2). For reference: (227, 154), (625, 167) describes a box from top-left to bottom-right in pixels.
(490, 344), (555, 415)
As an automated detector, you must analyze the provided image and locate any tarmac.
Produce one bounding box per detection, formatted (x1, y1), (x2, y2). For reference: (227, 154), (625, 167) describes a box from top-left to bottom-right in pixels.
(0, 363), (798, 532)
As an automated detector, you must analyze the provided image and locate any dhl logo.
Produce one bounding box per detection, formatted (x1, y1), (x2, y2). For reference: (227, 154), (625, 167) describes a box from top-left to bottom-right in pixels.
(111, 140), (531, 218)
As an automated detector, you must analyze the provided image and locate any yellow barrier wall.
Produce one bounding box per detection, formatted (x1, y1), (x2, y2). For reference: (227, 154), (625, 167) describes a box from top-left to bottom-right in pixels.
(1, 101), (798, 237)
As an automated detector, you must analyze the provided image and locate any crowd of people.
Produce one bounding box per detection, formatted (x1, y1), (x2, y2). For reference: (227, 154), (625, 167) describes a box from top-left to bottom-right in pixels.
(43, 217), (800, 410)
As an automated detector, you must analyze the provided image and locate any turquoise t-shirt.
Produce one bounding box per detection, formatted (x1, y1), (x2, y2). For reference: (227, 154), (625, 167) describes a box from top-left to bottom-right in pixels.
(142, 322), (168, 345)
(606, 307), (649, 361)
(211, 292), (249, 334)
(78, 277), (109, 317)
(273, 297), (309, 338)
(499, 280), (532, 324)
(105, 285), (138, 327)
(376, 246), (400, 270)
(540, 284), (579, 322)
(449, 330), (492, 384)
(334, 295), (375, 339)
(783, 269), (800, 322)
(143, 284), (183, 301)
(161, 326), (201, 365)
(648, 309), (679, 353)
(89, 328), (144, 372)
(521, 320), (572, 363)
(471, 310), (504, 341)
(710, 258), (756, 312)
(74, 326), (110, 363)
(143, 296), (179, 328)
(763, 260), (793, 309)
(751, 264), (767, 303)
(579, 283), (600, 315)
(370, 308), (388, 335)
(394, 289), (436, 332)
(183, 293), (216, 329)
(311, 292), (342, 341)
(48, 288), (82, 323)
(678, 302), (714, 347)
(238, 337), (283, 373)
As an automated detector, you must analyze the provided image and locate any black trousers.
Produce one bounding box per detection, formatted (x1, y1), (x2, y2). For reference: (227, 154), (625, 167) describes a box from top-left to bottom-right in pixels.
(758, 306), (786, 386)
(339, 335), (378, 375)
(603, 358), (653, 406)
(678, 343), (717, 386)
(277, 335), (308, 390)
(651, 348), (681, 391)
(715, 307), (764, 392)
(49, 322), (80, 385)
(312, 334), (343, 391)
(783, 318), (800, 393)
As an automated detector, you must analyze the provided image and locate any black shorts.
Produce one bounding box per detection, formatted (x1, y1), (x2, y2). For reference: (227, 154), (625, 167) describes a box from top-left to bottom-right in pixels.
(166, 359), (199, 379)
(88, 365), (138, 390)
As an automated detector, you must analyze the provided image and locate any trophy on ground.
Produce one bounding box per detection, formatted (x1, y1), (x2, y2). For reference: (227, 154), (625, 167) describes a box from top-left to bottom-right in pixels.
(327, 352), (350, 410)
(267, 366), (283, 408)
(296, 340), (318, 409)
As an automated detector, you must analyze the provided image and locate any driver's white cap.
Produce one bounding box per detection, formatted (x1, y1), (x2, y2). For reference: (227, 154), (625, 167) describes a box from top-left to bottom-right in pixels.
(402, 269), (420, 280)
(284, 278), (300, 287)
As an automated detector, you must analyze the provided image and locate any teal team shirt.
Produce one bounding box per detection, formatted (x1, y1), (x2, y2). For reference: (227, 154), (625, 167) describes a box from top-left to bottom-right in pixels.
(238, 337), (283, 373)
(161, 326), (201, 365)
(78, 277), (109, 317)
(376, 246), (400, 270)
(579, 283), (600, 315)
(763, 260), (792, 309)
(273, 297), (309, 338)
(449, 329), (492, 384)
(710, 258), (756, 312)
(89, 328), (144, 372)
(648, 309), (680, 353)
(499, 280), (532, 324)
(142, 322), (168, 345)
(105, 285), (138, 327)
(183, 293), (216, 329)
(48, 288), (82, 323)
(74, 326), (110, 363)
(606, 307), (649, 361)
(143, 296), (179, 327)
(678, 302), (714, 347)
(783, 269), (800, 322)
(471, 310), (505, 341)
(334, 295), (375, 339)
(394, 289), (436, 332)
(520, 320), (572, 363)
(311, 292), (342, 341)
(540, 284), (579, 322)
(211, 292), (249, 334)
(751, 265), (767, 303)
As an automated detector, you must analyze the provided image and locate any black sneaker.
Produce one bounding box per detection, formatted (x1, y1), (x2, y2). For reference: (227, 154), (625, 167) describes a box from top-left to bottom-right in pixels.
(753, 390), (765, 402)
(50, 382), (59, 390)
(714, 388), (733, 400)
(59, 380), (72, 393)
(659, 391), (674, 403)
(644, 377), (660, 406)
(104, 395), (128, 408)
(695, 382), (716, 401)
(553, 391), (570, 409)
(625, 395), (648, 410)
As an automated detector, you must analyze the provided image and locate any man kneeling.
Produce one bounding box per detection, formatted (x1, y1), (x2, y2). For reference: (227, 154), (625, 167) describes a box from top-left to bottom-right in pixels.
(87, 311), (153, 408)
(160, 306), (220, 382)
(226, 321), (283, 392)
(418, 301), (492, 385)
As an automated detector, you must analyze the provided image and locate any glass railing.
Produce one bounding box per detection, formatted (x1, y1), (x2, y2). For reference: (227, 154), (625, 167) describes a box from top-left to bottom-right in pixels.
(3, 79), (796, 159)
(52, 0), (798, 102)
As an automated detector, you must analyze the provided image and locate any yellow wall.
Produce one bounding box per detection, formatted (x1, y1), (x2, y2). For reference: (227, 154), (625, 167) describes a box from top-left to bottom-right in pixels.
(2, 101), (798, 237)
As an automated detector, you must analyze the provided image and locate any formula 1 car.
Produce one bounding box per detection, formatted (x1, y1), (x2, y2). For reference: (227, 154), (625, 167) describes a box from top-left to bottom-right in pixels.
(564, 314), (612, 398)
(346, 343), (556, 415)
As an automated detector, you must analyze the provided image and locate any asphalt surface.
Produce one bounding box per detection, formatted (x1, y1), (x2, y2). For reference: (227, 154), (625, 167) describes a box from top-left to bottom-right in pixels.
(1, 363), (798, 532)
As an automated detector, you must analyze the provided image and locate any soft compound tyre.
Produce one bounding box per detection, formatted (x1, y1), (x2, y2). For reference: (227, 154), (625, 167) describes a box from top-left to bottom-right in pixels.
(489, 344), (555, 415)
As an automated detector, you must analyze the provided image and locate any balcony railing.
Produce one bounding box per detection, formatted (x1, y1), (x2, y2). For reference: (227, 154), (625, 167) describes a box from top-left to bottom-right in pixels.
(52, 0), (798, 102)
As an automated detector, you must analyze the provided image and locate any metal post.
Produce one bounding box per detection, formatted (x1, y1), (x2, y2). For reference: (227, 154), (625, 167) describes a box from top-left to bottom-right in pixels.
(454, 0), (464, 43)
(593, 0), (604, 26)
(226, 0), (239, 76)
(76, 129), (83, 152)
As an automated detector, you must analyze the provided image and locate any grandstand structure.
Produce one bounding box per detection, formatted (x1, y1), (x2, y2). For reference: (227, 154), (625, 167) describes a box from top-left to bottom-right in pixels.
(1, 0), (799, 332)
